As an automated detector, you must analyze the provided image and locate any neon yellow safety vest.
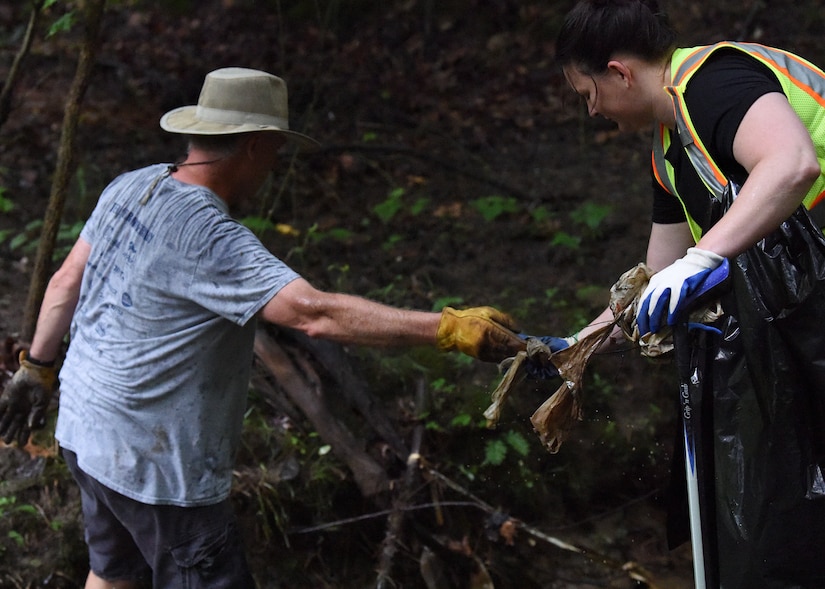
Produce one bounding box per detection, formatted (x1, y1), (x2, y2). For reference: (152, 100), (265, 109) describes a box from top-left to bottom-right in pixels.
(652, 42), (825, 241)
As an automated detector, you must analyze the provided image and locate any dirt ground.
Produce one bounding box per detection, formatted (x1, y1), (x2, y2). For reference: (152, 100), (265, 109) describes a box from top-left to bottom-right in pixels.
(0, 1), (823, 587)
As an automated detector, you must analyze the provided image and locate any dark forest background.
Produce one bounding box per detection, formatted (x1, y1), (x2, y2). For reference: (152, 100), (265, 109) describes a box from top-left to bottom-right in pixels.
(0, 1), (822, 587)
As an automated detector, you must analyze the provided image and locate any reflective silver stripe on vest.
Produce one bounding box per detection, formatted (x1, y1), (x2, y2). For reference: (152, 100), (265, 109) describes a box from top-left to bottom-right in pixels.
(675, 42), (825, 99)
(656, 42), (825, 205)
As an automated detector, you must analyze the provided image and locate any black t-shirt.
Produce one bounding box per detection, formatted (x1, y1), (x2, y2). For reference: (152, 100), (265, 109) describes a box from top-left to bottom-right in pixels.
(651, 48), (784, 227)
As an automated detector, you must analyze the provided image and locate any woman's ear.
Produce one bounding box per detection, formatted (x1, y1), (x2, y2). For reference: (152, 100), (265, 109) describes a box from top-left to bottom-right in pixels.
(606, 59), (633, 86)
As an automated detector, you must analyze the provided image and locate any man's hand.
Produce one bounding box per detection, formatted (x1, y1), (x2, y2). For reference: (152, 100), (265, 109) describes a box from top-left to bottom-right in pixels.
(638, 247), (724, 334)
(437, 306), (526, 362)
(0, 351), (57, 445)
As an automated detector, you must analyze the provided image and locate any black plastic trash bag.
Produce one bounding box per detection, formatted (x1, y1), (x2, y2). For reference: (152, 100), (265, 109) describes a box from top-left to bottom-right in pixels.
(667, 182), (825, 589)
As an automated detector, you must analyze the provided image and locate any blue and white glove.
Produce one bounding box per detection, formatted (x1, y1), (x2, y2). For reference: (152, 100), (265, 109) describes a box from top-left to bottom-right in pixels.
(637, 247), (725, 335)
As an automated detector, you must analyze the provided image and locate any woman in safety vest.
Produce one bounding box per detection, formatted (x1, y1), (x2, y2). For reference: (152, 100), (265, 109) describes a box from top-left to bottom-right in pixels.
(552, 1), (825, 588)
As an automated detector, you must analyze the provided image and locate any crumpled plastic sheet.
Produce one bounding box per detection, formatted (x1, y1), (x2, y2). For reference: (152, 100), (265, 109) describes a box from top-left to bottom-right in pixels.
(484, 262), (723, 453)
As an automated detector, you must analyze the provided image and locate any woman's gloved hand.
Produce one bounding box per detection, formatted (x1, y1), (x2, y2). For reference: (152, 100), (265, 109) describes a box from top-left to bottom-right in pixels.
(536, 335), (574, 353)
(437, 306), (526, 362)
(523, 335), (575, 379)
(0, 351), (58, 445)
(638, 247), (724, 334)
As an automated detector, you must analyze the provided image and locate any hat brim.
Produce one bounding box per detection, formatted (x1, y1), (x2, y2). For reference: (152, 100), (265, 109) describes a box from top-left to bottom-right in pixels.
(160, 106), (320, 152)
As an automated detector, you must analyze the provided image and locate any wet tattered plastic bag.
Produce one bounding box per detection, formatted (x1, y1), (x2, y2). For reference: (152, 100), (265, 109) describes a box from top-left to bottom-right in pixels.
(670, 182), (825, 589)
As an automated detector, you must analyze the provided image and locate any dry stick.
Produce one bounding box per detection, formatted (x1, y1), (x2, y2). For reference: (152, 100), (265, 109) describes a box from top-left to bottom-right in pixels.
(293, 465), (663, 586)
(424, 468), (663, 588)
(0, 0), (45, 130)
(375, 377), (427, 589)
(21, 0), (106, 341)
(292, 501), (480, 534)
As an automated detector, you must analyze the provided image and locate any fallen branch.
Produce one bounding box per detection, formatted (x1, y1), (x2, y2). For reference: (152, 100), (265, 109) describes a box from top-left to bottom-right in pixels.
(375, 377), (427, 589)
(291, 463), (668, 586)
(253, 329), (389, 496)
(277, 328), (409, 459)
(424, 468), (665, 588)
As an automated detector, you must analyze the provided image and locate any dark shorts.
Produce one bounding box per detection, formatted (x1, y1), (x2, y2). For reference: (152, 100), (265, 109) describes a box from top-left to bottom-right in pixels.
(63, 449), (256, 589)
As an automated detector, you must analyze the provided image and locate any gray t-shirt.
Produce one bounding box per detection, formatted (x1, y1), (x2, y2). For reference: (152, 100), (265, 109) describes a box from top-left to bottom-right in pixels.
(55, 164), (300, 506)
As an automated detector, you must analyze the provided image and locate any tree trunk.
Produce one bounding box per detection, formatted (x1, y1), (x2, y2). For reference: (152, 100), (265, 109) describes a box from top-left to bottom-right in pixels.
(0, 1), (44, 131)
(21, 0), (106, 342)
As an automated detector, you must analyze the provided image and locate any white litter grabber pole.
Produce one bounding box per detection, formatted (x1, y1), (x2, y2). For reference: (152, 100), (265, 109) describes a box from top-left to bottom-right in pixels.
(677, 350), (706, 589)
(672, 260), (729, 589)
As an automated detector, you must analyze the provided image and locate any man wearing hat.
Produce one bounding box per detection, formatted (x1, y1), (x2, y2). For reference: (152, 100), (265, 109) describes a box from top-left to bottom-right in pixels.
(0, 68), (524, 588)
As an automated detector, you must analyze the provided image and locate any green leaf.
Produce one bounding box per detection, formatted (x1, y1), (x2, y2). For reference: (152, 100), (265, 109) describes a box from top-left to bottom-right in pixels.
(470, 195), (520, 222)
(47, 12), (75, 38)
(504, 430), (530, 457)
(58, 220), (84, 242)
(409, 196), (429, 216)
(549, 231), (581, 249)
(570, 202), (612, 231)
(425, 420), (444, 431)
(9, 232), (30, 251)
(8, 530), (23, 546)
(240, 216), (276, 232)
(0, 188), (13, 213)
(372, 188), (405, 223)
(483, 439), (507, 466)
(432, 296), (464, 312)
(430, 377), (456, 394)
(530, 205), (553, 223)
(381, 233), (404, 251)
(326, 227), (355, 242)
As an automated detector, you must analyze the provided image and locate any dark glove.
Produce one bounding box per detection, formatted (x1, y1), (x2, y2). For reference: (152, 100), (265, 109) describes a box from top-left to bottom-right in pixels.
(437, 306), (526, 362)
(524, 335), (573, 380)
(0, 350), (57, 445)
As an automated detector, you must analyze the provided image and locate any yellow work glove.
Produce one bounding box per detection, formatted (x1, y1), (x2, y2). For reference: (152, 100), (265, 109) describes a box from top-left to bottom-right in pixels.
(437, 306), (526, 363)
(0, 350), (58, 445)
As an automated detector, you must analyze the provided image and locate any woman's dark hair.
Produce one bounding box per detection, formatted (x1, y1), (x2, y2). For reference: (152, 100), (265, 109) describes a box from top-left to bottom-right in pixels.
(556, 0), (676, 74)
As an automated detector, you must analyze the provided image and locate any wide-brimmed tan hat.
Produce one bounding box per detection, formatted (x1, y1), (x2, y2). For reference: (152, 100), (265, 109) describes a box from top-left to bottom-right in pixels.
(160, 67), (319, 151)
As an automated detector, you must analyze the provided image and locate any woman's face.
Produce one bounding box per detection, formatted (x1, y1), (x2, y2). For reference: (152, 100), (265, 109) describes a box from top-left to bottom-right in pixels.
(563, 63), (651, 133)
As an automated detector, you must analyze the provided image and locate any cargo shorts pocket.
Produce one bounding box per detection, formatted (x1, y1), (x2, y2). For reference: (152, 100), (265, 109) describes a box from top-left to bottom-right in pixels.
(169, 520), (253, 589)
